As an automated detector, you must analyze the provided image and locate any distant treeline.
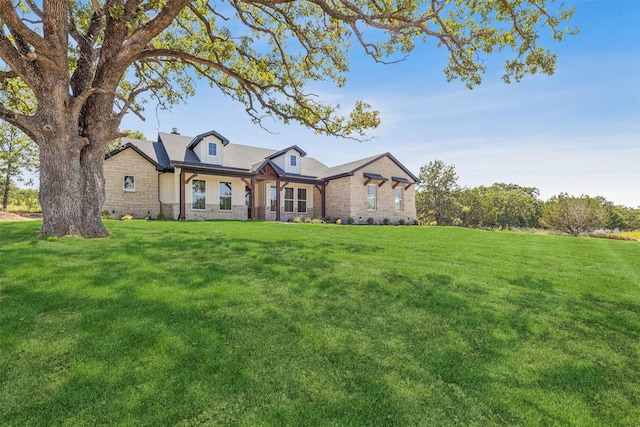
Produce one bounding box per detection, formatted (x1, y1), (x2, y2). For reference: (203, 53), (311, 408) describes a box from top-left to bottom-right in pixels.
(416, 161), (640, 234)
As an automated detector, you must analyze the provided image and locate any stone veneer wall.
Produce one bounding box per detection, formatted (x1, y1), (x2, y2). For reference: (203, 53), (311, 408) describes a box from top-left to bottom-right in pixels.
(184, 204), (246, 220)
(103, 148), (160, 218)
(325, 156), (416, 224)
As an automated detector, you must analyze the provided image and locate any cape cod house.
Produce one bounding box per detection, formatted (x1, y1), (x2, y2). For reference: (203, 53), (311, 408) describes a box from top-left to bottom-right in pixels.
(103, 129), (418, 224)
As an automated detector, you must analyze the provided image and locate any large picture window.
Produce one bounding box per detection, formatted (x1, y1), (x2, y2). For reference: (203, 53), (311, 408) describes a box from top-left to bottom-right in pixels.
(367, 184), (376, 211)
(269, 186), (277, 212)
(192, 180), (206, 210)
(284, 187), (294, 213)
(297, 188), (307, 213)
(395, 188), (403, 212)
(123, 175), (135, 191)
(219, 182), (232, 210)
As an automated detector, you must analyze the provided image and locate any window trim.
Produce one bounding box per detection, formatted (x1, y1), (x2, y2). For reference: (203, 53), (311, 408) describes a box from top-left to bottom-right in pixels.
(192, 179), (206, 210)
(290, 155), (297, 167)
(123, 175), (135, 192)
(367, 184), (376, 211)
(297, 188), (307, 213)
(219, 181), (232, 211)
(269, 186), (277, 212)
(395, 187), (403, 212)
(284, 187), (294, 213)
(208, 142), (217, 156)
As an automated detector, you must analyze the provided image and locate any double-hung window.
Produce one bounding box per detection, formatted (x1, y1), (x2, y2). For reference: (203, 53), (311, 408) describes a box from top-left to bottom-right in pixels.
(123, 175), (135, 191)
(284, 187), (294, 213)
(297, 188), (307, 213)
(192, 180), (206, 210)
(219, 182), (232, 210)
(395, 188), (403, 212)
(367, 184), (376, 211)
(208, 142), (217, 156)
(269, 186), (277, 212)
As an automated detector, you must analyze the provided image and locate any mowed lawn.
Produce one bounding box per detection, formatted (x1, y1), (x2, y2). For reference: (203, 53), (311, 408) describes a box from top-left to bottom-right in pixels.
(1, 220), (638, 426)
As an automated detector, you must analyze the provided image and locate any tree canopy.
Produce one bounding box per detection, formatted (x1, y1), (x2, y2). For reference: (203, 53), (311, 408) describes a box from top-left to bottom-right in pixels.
(0, 0), (577, 237)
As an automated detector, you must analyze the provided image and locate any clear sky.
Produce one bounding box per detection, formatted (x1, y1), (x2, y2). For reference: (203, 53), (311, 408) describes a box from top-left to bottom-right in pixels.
(122, 0), (640, 208)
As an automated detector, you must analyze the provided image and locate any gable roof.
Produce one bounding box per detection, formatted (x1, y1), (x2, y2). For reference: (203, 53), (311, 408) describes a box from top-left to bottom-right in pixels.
(321, 153), (419, 182)
(186, 129), (230, 150)
(266, 145), (307, 159)
(106, 130), (417, 183)
(105, 140), (166, 171)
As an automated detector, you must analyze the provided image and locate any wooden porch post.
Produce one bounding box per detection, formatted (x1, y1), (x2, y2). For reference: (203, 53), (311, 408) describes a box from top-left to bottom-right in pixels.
(315, 183), (326, 218)
(275, 178), (281, 221)
(251, 177), (256, 219)
(179, 168), (185, 220)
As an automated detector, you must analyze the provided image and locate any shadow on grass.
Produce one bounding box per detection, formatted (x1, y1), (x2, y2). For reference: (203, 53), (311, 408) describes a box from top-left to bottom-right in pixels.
(2, 221), (638, 425)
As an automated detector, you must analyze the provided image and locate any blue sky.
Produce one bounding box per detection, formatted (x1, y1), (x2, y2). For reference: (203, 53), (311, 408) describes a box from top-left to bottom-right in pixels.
(122, 0), (640, 208)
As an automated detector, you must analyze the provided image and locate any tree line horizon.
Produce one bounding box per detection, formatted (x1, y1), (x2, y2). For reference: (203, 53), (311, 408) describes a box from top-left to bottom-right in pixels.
(416, 160), (640, 234)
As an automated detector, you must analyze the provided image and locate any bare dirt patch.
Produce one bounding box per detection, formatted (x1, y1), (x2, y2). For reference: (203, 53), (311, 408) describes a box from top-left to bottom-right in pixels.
(0, 211), (43, 221)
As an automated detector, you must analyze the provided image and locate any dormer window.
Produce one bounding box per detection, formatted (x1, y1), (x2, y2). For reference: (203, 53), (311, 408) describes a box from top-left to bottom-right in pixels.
(208, 142), (217, 156)
(290, 155), (297, 167)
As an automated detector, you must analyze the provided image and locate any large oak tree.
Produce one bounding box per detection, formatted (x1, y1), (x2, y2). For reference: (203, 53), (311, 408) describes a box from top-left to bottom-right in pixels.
(0, 0), (575, 237)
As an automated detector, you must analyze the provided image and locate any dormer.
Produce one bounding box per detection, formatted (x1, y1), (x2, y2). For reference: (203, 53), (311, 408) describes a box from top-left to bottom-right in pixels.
(267, 145), (307, 175)
(186, 130), (230, 165)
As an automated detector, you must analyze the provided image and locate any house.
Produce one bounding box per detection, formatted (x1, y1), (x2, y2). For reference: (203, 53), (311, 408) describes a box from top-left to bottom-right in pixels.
(103, 129), (418, 224)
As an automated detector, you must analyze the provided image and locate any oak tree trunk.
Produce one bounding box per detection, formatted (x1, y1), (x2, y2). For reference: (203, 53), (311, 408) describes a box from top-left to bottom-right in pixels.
(38, 134), (109, 238)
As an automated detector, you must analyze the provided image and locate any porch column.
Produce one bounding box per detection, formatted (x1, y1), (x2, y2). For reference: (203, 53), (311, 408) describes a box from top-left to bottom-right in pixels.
(179, 168), (185, 220)
(251, 177), (256, 219)
(315, 183), (326, 218)
(275, 178), (281, 221)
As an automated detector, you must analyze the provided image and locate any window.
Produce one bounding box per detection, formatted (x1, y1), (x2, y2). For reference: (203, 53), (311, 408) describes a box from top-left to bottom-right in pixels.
(192, 180), (206, 210)
(123, 175), (135, 191)
(219, 182), (232, 210)
(269, 186), (277, 212)
(297, 188), (307, 213)
(395, 188), (403, 212)
(367, 184), (376, 211)
(284, 187), (294, 213)
(290, 155), (297, 167)
(208, 142), (217, 156)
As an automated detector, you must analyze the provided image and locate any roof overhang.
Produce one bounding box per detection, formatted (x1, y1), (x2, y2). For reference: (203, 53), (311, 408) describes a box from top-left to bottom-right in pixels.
(186, 130), (230, 150)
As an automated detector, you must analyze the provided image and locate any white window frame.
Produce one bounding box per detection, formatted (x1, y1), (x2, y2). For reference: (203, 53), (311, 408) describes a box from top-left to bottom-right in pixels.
(297, 188), (307, 213)
(284, 187), (294, 213)
(395, 187), (403, 212)
(208, 142), (217, 156)
(123, 175), (135, 192)
(290, 155), (297, 167)
(269, 186), (277, 212)
(367, 184), (376, 211)
(219, 182), (232, 211)
(192, 179), (206, 210)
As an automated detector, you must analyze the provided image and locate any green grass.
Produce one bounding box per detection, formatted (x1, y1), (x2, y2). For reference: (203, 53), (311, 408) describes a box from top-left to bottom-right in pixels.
(1, 220), (639, 426)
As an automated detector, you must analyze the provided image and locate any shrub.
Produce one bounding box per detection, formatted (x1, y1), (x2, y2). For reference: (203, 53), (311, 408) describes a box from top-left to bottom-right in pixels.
(398, 219), (405, 225)
(346, 216), (355, 225)
(101, 210), (112, 220)
(157, 212), (167, 220)
(383, 217), (391, 225)
(294, 215), (304, 223)
(367, 217), (375, 225)
(121, 214), (133, 221)
(335, 218), (342, 225)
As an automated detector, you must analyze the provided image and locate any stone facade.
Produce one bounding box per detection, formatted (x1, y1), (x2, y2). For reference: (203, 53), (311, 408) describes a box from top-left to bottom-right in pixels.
(103, 148), (160, 218)
(325, 156), (416, 224)
(103, 139), (417, 223)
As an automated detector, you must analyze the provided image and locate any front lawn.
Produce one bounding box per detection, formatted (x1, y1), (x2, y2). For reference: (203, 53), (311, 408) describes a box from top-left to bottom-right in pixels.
(1, 220), (638, 425)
